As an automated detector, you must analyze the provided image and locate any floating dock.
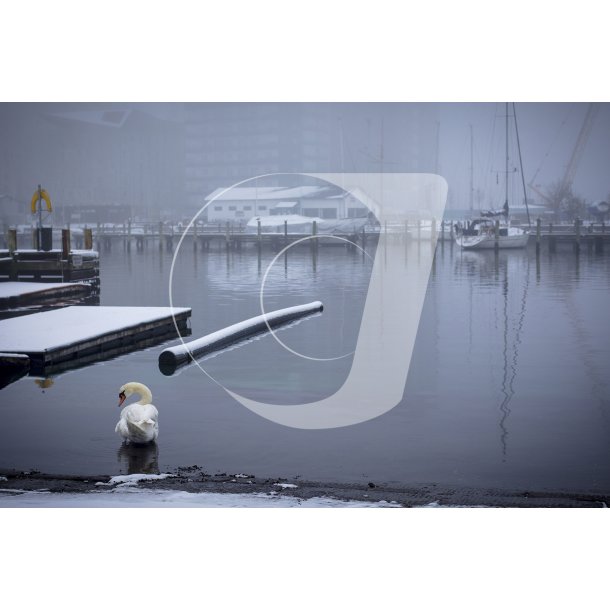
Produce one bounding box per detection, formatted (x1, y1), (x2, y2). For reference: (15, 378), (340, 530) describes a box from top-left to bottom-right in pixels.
(0, 306), (191, 375)
(159, 301), (323, 375)
(0, 281), (91, 309)
(0, 249), (99, 282)
(0, 352), (30, 389)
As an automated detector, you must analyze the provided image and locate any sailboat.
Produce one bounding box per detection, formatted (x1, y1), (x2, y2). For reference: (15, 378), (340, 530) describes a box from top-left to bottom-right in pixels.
(455, 103), (530, 250)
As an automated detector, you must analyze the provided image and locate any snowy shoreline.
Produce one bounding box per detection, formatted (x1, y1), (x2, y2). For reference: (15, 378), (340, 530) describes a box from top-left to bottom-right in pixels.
(0, 468), (608, 507)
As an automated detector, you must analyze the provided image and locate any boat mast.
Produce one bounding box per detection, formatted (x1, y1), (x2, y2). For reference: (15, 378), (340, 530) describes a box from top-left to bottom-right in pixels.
(505, 102), (509, 211)
(469, 124), (474, 212)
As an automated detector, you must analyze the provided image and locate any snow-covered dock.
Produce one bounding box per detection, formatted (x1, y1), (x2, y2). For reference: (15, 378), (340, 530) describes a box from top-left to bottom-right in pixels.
(0, 305), (191, 375)
(159, 301), (323, 374)
(0, 247), (99, 282)
(0, 281), (91, 308)
(0, 352), (30, 389)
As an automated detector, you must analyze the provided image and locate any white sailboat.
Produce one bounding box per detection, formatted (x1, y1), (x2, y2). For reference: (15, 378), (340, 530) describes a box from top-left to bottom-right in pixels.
(455, 103), (531, 250)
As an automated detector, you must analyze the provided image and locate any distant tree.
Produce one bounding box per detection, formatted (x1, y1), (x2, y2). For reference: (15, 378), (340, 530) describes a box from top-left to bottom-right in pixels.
(562, 192), (586, 220)
(545, 181), (586, 220)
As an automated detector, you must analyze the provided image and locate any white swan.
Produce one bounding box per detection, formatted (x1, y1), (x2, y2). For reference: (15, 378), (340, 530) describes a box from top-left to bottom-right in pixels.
(115, 382), (159, 444)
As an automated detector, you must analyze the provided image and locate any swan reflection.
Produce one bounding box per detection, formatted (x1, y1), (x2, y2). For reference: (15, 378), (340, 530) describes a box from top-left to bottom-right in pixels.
(117, 441), (159, 474)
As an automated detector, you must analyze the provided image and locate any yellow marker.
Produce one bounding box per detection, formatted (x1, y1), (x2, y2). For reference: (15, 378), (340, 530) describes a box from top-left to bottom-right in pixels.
(31, 188), (52, 214)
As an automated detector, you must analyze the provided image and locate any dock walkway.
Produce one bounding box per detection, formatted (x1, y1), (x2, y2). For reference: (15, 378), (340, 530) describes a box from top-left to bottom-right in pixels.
(0, 306), (191, 375)
(0, 281), (91, 308)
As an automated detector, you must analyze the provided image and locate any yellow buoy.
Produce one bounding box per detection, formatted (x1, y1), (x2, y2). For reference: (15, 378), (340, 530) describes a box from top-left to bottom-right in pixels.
(31, 188), (52, 214)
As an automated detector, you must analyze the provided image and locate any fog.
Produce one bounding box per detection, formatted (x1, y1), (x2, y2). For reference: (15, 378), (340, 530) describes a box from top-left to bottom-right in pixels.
(1, 102), (609, 225)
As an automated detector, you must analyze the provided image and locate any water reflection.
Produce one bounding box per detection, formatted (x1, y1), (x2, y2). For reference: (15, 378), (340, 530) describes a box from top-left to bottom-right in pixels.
(453, 249), (531, 459)
(34, 377), (55, 392)
(498, 256), (530, 460)
(1, 241), (610, 491)
(117, 441), (159, 475)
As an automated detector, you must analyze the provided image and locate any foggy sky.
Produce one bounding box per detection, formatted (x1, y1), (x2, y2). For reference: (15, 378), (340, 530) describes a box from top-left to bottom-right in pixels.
(1, 103), (608, 218)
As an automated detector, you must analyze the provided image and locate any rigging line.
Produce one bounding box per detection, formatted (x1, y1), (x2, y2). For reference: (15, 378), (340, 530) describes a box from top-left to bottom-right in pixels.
(530, 103), (574, 185)
(512, 102), (532, 227)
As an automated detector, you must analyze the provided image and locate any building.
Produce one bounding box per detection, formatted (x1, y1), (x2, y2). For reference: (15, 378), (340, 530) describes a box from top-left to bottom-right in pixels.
(203, 185), (371, 224)
(185, 104), (333, 211)
(0, 103), (185, 225)
(185, 103), (440, 216)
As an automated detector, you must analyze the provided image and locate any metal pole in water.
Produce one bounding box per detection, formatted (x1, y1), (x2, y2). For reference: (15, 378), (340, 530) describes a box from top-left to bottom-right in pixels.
(536, 217), (541, 254)
(61, 228), (71, 259)
(312, 220), (318, 271)
(38, 184), (43, 248)
(284, 220), (288, 269)
(8, 228), (17, 254)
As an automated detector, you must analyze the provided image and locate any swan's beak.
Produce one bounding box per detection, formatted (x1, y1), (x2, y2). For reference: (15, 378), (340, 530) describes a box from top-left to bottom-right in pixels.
(118, 392), (126, 408)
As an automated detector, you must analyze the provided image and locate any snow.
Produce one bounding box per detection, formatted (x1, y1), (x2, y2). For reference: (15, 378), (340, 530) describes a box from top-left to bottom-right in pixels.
(0, 476), (7, 481)
(274, 483), (298, 489)
(420, 502), (491, 508)
(0, 487), (402, 508)
(0, 281), (88, 299)
(0, 306), (191, 353)
(70, 250), (99, 257)
(8, 249), (98, 258)
(205, 186), (325, 202)
(246, 214), (323, 232)
(161, 301), (322, 363)
(94, 473), (175, 487)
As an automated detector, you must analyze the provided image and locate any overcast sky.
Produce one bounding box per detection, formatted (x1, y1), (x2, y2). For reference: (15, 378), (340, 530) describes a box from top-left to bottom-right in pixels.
(438, 103), (610, 207)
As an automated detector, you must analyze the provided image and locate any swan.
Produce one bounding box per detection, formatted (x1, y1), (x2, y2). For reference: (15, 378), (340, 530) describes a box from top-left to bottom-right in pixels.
(115, 382), (159, 444)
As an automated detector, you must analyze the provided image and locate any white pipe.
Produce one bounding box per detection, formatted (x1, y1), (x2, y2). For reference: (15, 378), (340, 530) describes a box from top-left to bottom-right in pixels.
(159, 301), (323, 373)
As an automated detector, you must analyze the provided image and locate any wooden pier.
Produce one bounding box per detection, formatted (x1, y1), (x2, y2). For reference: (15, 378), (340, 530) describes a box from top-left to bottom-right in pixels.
(0, 227), (98, 282)
(526, 218), (609, 253)
(0, 352), (30, 390)
(3, 218), (608, 261)
(0, 281), (91, 309)
(0, 306), (191, 376)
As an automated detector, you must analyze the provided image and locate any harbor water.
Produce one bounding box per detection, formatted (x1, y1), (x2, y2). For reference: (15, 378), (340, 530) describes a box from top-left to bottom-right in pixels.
(1, 238), (609, 493)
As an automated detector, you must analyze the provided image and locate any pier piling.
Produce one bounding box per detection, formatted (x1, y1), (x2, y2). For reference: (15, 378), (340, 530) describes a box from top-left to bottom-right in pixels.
(61, 229), (71, 259)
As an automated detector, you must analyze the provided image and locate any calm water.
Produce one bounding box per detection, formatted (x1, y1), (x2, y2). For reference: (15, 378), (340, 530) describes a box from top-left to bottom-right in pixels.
(1, 238), (609, 493)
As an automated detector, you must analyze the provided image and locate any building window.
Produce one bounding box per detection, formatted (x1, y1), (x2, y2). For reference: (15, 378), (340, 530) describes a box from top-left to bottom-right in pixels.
(321, 208), (337, 219)
(348, 208), (367, 218)
(258, 205), (267, 210)
(303, 208), (319, 217)
(214, 206), (222, 211)
(228, 206), (237, 211)
(243, 206), (252, 211)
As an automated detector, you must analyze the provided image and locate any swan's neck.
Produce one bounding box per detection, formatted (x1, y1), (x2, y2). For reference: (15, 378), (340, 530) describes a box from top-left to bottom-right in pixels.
(134, 385), (152, 405)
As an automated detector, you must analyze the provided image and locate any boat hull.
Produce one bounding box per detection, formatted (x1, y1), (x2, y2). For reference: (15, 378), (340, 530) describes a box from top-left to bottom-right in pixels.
(455, 232), (529, 250)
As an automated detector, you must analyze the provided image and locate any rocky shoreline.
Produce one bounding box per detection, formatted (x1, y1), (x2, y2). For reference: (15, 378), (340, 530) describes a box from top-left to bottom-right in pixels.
(1, 466), (608, 507)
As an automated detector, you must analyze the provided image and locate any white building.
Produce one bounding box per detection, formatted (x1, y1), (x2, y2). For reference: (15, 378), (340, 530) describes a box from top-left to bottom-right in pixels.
(203, 185), (372, 223)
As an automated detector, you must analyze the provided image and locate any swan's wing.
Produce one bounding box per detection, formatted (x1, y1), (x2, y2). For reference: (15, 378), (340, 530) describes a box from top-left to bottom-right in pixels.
(139, 404), (159, 423)
(125, 404), (158, 423)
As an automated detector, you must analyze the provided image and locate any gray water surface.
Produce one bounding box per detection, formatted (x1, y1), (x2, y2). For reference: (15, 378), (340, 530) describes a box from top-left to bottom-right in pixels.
(1, 239), (609, 493)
